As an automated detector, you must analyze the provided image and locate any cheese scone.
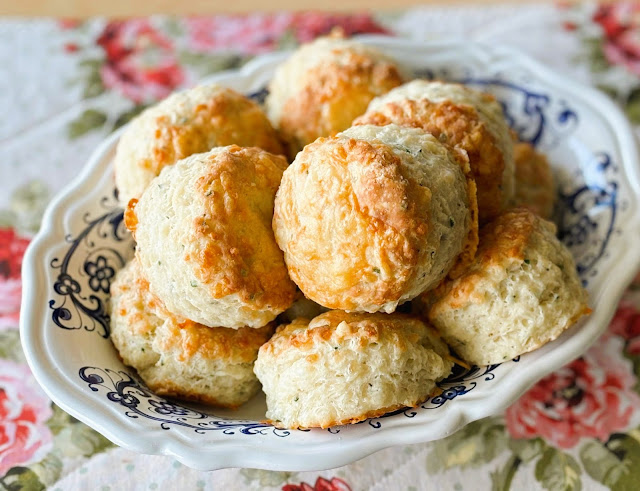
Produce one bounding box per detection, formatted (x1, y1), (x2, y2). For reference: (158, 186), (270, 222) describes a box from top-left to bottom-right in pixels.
(273, 124), (472, 313)
(426, 208), (591, 366)
(265, 34), (404, 158)
(127, 145), (296, 328)
(114, 84), (284, 205)
(110, 259), (274, 408)
(254, 310), (453, 429)
(356, 80), (514, 223)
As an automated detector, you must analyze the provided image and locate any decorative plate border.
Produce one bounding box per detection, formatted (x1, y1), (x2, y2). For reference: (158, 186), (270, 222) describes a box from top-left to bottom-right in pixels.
(20, 38), (640, 471)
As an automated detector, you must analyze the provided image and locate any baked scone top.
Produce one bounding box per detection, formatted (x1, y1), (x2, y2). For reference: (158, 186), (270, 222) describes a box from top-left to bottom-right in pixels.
(115, 84), (284, 205)
(128, 145), (296, 328)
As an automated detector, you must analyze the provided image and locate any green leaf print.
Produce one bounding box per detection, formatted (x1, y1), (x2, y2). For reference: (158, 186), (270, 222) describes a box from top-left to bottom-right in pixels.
(0, 331), (24, 363)
(534, 447), (581, 491)
(53, 422), (113, 458)
(29, 450), (63, 487)
(177, 51), (244, 77)
(112, 104), (149, 131)
(580, 430), (640, 491)
(78, 58), (105, 98)
(426, 417), (507, 472)
(0, 466), (45, 491)
(45, 404), (72, 436)
(624, 87), (640, 125)
(507, 438), (547, 463)
(68, 109), (108, 139)
(490, 455), (521, 491)
(239, 468), (297, 486)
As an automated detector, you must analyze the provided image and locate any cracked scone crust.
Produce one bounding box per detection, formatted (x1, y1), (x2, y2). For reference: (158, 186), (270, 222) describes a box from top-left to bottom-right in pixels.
(114, 84), (284, 205)
(127, 145), (296, 328)
(426, 208), (591, 366)
(265, 35), (403, 157)
(513, 142), (555, 219)
(253, 310), (453, 429)
(359, 80), (515, 223)
(273, 124), (471, 313)
(110, 259), (274, 408)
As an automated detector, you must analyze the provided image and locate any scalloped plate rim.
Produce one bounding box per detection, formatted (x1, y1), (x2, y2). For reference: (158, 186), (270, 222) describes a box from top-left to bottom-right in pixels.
(20, 36), (640, 471)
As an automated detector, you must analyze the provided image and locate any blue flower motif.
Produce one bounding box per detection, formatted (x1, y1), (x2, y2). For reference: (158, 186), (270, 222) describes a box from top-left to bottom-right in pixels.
(84, 256), (115, 293)
(53, 273), (81, 295)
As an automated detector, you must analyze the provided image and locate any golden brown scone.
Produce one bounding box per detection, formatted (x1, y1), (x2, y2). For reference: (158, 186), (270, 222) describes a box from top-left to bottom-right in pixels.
(128, 145), (297, 329)
(424, 208), (591, 366)
(357, 80), (515, 223)
(114, 84), (284, 205)
(110, 259), (274, 408)
(513, 142), (555, 219)
(265, 34), (404, 158)
(273, 124), (472, 313)
(253, 310), (453, 429)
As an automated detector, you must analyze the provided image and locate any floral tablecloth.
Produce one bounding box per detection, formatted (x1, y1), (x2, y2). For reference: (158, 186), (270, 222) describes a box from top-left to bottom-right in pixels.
(3, 2), (640, 490)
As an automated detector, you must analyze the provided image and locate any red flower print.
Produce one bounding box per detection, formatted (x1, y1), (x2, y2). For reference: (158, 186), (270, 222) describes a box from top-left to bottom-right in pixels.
(97, 20), (185, 104)
(185, 12), (392, 56)
(505, 335), (640, 448)
(0, 228), (29, 331)
(609, 301), (640, 355)
(0, 360), (53, 475)
(186, 14), (294, 55)
(593, 2), (640, 77)
(283, 476), (352, 491)
(291, 12), (391, 43)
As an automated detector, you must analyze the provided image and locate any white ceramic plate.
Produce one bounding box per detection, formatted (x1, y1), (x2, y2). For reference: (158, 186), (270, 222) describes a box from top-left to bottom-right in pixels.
(21, 37), (640, 471)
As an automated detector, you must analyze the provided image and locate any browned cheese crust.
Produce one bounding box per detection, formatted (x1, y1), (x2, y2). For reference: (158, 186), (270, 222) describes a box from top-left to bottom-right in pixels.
(140, 89), (283, 178)
(278, 53), (403, 156)
(274, 137), (432, 311)
(355, 98), (503, 224)
(513, 142), (556, 219)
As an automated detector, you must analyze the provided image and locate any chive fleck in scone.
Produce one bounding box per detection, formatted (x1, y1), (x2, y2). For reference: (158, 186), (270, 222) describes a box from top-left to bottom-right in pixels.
(114, 84), (284, 206)
(127, 145), (297, 328)
(355, 80), (515, 223)
(426, 208), (591, 366)
(110, 259), (274, 408)
(273, 124), (473, 313)
(253, 310), (453, 429)
(513, 142), (555, 219)
(265, 34), (404, 157)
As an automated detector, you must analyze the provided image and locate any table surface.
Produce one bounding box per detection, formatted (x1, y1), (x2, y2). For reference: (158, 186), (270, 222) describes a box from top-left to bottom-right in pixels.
(3, 2), (640, 490)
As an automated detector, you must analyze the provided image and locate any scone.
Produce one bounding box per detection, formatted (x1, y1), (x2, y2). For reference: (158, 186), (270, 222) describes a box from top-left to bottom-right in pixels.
(114, 84), (284, 205)
(127, 145), (297, 329)
(513, 142), (555, 219)
(273, 124), (473, 313)
(265, 33), (404, 157)
(253, 310), (453, 429)
(110, 259), (274, 408)
(426, 208), (591, 366)
(355, 80), (515, 223)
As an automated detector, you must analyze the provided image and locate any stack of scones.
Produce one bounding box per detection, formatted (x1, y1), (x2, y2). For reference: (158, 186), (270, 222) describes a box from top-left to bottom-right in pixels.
(110, 32), (591, 429)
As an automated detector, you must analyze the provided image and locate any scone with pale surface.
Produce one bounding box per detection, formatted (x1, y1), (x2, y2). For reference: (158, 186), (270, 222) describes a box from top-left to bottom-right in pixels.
(426, 208), (590, 366)
(127, 145), (296, 329)
(513, 142), (555, 219)
(273, 124), (473, 313)
(265, 34), (404, 157)
(110, 259), (274, 408)
(356, 80), (515, 223)
(253, 310), (453, 429)
(114, 84), (284, 205)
